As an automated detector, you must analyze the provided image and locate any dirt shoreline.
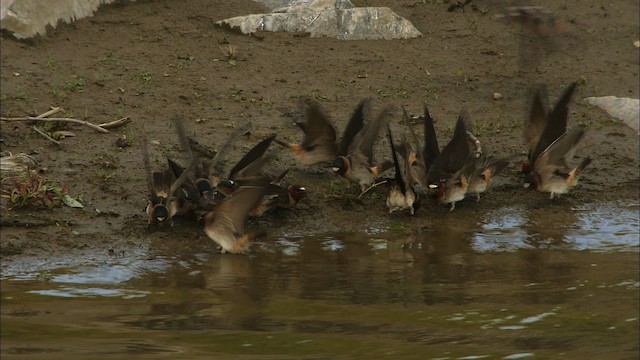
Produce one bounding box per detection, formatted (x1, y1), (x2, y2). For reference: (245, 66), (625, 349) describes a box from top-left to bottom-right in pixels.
(1, 0), (638, 266)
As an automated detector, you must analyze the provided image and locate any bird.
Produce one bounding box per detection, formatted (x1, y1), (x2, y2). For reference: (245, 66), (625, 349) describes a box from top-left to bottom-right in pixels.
(331, 101), (393, 192)
(523, 81), (577, 175)
(201, 182), (269, 254)
(385, 124), (419, 215)
(467, 155), (509, 201)
(427, 112), (477, 211)
(275, 97), (366, 166)
(141, 135), (194, 227)
(525, 126), (591, 199)
(249, 181), (307, 217)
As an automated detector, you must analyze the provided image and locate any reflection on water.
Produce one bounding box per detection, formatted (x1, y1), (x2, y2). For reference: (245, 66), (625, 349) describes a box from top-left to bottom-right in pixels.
(1, 202), (638, 359)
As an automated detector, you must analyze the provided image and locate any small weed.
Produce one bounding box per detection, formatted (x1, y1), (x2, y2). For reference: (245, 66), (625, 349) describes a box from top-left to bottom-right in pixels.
(138, 71), (152, 84)
(100, 52), (113, 62)
(1, 173), (68, 210)
(219, 44), (237, 66)
(65, 76), (85, 92)
(95, 169), (117, 182)
(46, 59), (58, 70)
(396, 89), (409, 98)
(578, 75), (588, 85)
(49, 87), (69, 102)
(311, 91), (330, 102)
(169, 62), (185, 69)
(229, 86), (246, 102)
(377, 89), (389, 98)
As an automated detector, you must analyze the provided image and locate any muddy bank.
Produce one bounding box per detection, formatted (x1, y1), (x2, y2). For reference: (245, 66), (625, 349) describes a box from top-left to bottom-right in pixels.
(1, 0), (638, 265)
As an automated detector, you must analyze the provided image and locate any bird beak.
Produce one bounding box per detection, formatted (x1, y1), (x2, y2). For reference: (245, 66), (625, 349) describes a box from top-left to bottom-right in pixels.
(332, 167), (340, 172)
(523, 182), (531, 188)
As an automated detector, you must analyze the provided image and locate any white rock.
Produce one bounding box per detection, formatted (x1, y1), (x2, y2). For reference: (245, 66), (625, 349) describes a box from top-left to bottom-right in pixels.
(217, 1), (422, 40)
(583, 96), (640, 133)
(1, 0), (126, 39)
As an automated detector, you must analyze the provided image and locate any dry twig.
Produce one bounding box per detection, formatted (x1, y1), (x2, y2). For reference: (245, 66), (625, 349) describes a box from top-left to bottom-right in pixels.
(0, 116), (109, 133)
(98, 116), (131, 129)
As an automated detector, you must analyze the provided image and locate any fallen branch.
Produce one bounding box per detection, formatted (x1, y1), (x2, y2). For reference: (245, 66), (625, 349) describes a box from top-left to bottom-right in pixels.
(0, 116), (109, 133)
(99, 116), (131, 129)
(36, 107), (62, 118)
(32, 125), (61, 147)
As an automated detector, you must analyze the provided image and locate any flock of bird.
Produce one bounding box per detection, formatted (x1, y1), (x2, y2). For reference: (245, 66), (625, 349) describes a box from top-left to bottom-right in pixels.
(142, 81), (591, 254)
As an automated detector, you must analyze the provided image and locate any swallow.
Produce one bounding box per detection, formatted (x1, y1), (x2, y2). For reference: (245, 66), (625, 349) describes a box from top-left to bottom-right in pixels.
(467, 156), (509, 201)
(201, 183), (269, 254)
(385, 124), (419, 215)
(427, 112), (476, 211)
(192, 122), (252, 192)
(275, 98), (366, 166)
(398, 104), (444, 196)
(249, 181), (307, 217)
(141, 136), (193, 227)
(524, 126), (591, 199)
(523, 81), (577, 175)
(212, 134), (277, 197)
(146, 169), (173, 226)
(331, 101), (393, 192)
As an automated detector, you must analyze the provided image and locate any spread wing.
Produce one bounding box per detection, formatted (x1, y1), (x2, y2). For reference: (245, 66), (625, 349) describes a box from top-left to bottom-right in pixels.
(212, 184), (268, 235)
(229, 134), (276, 180)
(524, 87), (548, 154)
(428, 112), (472, 183)
(208, 122), (252, 178)
(422, 104), (440, 169)
(535, 126), (586, 175)
(352, 104), (390, 166)
(338, 98), (369, 156)
(530, 82), (577, 165)
(300, 99), (337, 153)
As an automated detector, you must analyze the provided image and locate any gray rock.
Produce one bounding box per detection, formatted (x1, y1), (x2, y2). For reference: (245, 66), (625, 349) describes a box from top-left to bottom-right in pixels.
(217, 1), (422, 40)
(583, 96), (640, 133)
(255, 0), (354, 12)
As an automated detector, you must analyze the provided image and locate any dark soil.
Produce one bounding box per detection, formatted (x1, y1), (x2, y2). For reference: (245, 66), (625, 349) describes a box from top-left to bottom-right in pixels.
(1, 0), (638, 263)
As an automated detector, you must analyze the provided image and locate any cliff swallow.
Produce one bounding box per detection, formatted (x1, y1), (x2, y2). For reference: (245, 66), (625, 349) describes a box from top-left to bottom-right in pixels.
(146, 169), (173, 226)
(331, 102), (393, 192)
(385, 124), (419, 215)
(525, 126), (591, 199)
(427, 112), (476, 211)
(249, 181), (307, 217)
(211, 133), (277, 198)
(201, 183), (269, 254)
(523, 81), (577, 175)
(141, 136), (194, 227)
(467, 156), (509, 201)
(275, 98), (366, 166)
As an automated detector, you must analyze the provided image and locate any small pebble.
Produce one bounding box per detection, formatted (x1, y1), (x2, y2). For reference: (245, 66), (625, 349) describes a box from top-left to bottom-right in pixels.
(493, 92), (503, 100)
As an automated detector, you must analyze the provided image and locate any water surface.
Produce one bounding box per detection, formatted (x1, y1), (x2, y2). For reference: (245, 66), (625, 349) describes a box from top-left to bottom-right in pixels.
(2, 202), (638, 359)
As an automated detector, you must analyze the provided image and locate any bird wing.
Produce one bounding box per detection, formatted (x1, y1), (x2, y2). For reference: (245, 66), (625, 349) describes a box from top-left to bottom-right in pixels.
(355, 104), (390, 166)
(535, 126), (586, 175)
(229, 134), (276, 180)
(530, 82), (577, 165)
(212, 184), (268, 235)
(422, 104), (441, 169)
(207, 122), (252, 178)
(300, 99), (338, 152)
(338, 99), (369, 156)
(524, 87), (548, 154)
(386, 124), (406, 193)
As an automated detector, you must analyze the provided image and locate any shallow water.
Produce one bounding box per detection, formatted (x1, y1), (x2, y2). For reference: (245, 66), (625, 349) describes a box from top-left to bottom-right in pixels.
(2, 202), (639, 359)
